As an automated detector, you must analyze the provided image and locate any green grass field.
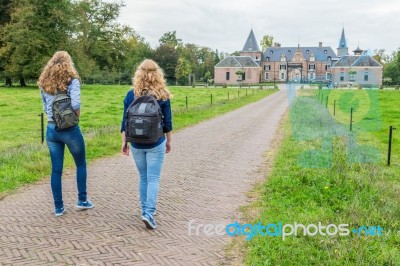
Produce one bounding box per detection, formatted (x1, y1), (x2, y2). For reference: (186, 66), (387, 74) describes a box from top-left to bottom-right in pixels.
(0, 85), (276, 197)
(245, 88), (400, 265)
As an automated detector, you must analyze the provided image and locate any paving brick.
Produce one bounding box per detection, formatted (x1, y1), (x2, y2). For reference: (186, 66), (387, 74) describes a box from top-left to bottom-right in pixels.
(0, 88), (288, 265)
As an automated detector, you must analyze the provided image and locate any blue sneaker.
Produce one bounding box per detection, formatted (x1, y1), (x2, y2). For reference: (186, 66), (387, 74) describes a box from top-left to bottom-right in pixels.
(77, 200), (94, 210)
(55, 207), (65, 217)
(141, 215), (156, 229)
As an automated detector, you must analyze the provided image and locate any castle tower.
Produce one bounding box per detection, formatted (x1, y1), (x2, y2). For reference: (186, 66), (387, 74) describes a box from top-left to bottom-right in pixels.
(337, 28), (349, 57)
(240, 29), (262, 63)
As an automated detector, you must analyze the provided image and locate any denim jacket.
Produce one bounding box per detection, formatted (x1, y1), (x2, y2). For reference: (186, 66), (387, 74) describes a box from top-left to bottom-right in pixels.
(121, 89), (173, 149)
(40, 79), (81, 122)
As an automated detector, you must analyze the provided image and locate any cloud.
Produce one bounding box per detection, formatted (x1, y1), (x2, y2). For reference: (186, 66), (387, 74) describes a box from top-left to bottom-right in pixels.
(118, 0), (400, 54)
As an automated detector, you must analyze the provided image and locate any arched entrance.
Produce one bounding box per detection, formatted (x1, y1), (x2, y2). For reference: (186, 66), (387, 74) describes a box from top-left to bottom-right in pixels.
(287, 63), (303, 83)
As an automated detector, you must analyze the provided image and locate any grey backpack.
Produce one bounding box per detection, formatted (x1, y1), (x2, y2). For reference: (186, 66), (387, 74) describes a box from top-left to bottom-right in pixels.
(51, 90), (79, 130)
(125, 95), (164, 144)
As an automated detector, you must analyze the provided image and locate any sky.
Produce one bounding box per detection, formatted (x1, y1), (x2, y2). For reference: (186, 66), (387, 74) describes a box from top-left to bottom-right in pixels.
(118, 0), (400, 56)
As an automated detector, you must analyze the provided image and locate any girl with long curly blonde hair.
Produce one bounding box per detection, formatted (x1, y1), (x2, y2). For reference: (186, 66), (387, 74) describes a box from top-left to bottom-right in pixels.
(38, 51), (93, 217)
(38, 51), (80, 95)
(120, 59), (173, 230)
(133, 59), (172, 100)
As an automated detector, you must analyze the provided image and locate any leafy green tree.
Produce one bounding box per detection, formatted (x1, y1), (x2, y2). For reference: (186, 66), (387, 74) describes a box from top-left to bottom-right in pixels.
(72, 0), (127, 81)
(0, 0), (74, 86)
(119, 35), (153, 84)
(373, 49), (389, 66)
(175, 57), (192, 85)
(0, 0), (13, 86)
(260, 35), (274, 51)
(204, 70), (212, 83)
(383, 49), (400, 85)
(154, 44), (178, 84)
(159, 31), (182, 48)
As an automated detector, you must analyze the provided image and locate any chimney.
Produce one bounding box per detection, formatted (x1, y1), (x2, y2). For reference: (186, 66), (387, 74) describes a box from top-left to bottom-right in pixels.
(319, 42), (322, 48)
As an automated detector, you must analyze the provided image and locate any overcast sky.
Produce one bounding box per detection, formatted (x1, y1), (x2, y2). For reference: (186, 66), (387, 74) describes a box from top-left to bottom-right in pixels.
(118, 0), (400, 55)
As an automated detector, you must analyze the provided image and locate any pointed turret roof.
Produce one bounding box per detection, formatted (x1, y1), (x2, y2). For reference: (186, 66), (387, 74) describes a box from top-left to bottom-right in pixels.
(242, 29), (260, 52)
(353, 46), (363, 55)
(338, 28), (347, 48)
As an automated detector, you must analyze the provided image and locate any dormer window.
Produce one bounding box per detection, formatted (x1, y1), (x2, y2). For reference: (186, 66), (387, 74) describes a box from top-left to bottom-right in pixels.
(310, 53), (315, 62)
(327, 56), (332, 61)
(306, 50), (309, 54)
(270, 50), (273, 54)
(265, 57), (270, 61)
(324, 50), (327, 54)
(288, 50), (291, 54)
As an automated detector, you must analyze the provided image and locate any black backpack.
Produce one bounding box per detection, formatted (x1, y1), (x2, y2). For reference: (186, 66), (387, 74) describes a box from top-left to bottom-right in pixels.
(51, 90), (79, 130)
(125, 95), (164, 144)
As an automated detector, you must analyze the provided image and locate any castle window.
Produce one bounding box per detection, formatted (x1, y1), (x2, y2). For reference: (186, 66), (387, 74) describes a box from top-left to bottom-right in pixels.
(326, 73), (331, 80)
(364, 71), (368, 81)
(308, 64), (315, 70)
(264, 65), (271, 71)
(280, 65), (287, 70)
(265, 72), (269, 80)
(340, 71), (344, 81)
(226, 72), (230, 81)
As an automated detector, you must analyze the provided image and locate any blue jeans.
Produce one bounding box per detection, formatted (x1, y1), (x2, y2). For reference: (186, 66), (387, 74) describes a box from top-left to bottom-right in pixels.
(46, 123), (87, 209)
(131, 140), (166, 218)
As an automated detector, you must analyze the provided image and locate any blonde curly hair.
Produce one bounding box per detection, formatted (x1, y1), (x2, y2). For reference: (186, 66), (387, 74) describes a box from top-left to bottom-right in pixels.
(133, 59), (172, 100)
(37, 51), (80, 95)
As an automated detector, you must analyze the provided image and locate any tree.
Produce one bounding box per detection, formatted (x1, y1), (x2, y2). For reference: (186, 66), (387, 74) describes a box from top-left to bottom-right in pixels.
(154, 44), (179, 84)
(175, 57), (192, 85)
(383, 49), (400, 85)
(159, 31), (182, 48)
(0, 0), (13, 86)
(260, 35), (274, 51)
(0, 0), (74, 86)
(204, 71), (212, 83)
(373, 49), (389, 66)
(121, 35), (153, 84)
(72, 0), (127, 81)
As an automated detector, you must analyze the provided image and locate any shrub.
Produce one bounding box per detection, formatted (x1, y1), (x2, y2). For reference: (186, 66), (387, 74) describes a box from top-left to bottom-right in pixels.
(358, 84), (363, 90)
(395, 85), (399, 90)
(222, 83), (227, 88)
(318, 84), (322, 89)
(379, 85), (383, 90)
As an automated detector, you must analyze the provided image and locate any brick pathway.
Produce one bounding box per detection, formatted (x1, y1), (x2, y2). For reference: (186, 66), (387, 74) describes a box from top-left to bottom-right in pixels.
(0, 87), (288, 265)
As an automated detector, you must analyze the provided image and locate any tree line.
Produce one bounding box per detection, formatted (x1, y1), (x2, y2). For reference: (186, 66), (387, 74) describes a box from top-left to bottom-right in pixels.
(0, 0), (224, 86)
(374, 49), (400, 86)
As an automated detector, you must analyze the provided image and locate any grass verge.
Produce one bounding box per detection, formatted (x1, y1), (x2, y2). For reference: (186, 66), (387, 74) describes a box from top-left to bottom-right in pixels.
(240, 89), (400, 265)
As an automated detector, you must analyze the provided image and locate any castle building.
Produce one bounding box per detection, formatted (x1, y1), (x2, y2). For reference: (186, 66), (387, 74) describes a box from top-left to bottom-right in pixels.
(261, 43), (336, 83)
(330, 28), (383, 86)
(214, 28), (382, 86)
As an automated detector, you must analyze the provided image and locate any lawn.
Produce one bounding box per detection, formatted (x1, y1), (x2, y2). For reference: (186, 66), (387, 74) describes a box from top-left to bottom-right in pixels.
(0, 85), (276, 197)
(245, 88), (400, 265)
